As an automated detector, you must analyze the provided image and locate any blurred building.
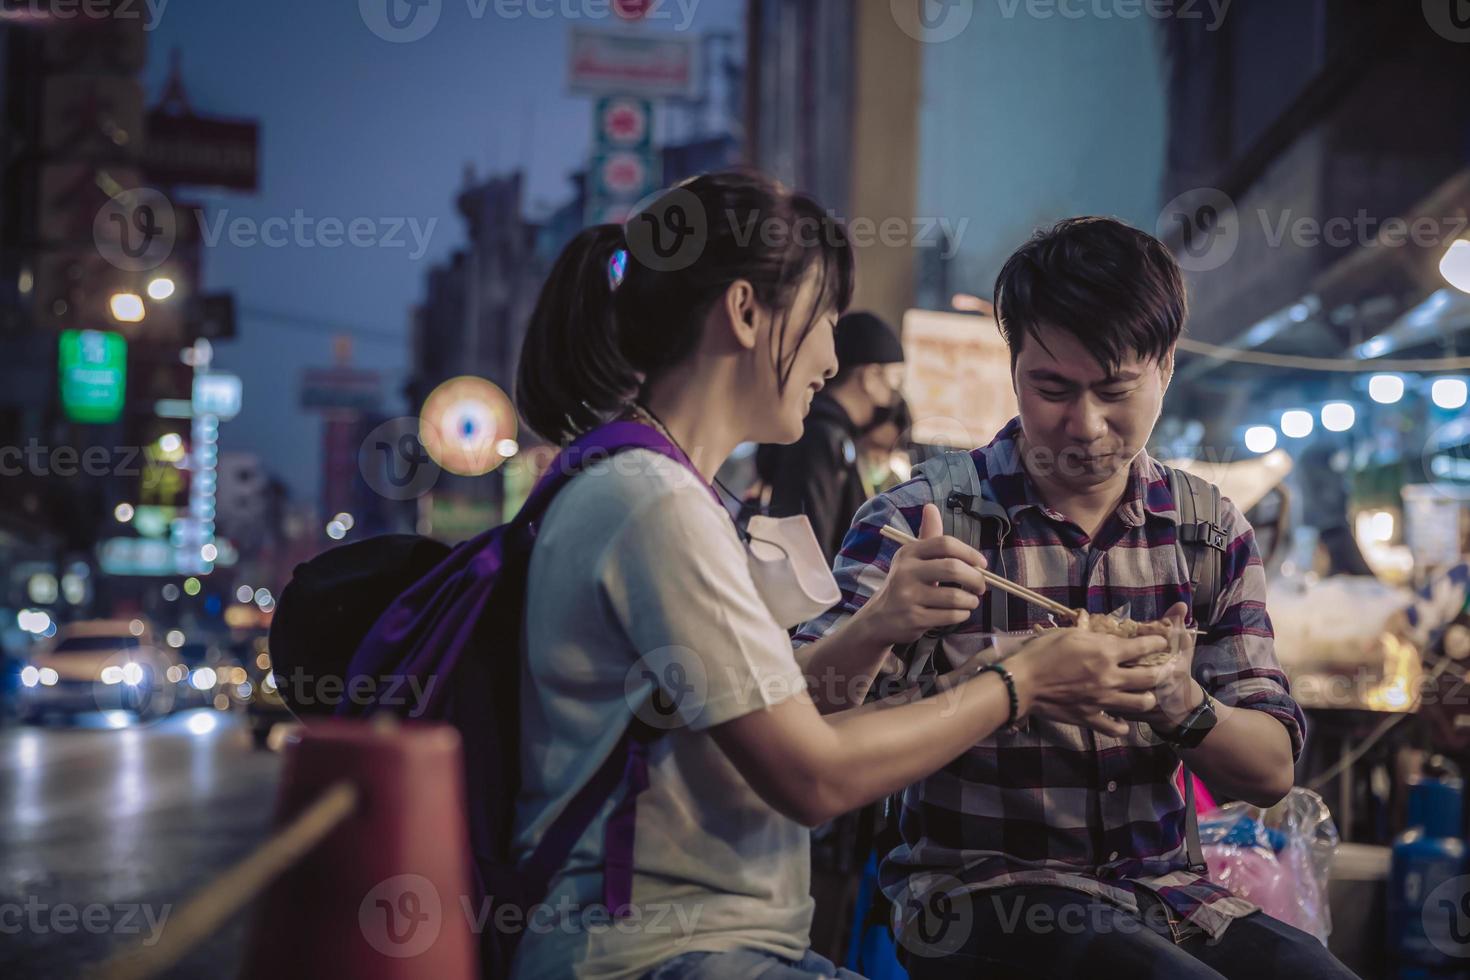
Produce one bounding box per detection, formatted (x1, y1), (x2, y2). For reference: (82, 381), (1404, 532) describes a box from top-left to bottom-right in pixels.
(406, 123), (740, 535)
(1162, 3), (1470, 396)
(0, 12), (258, 637)
(0, 10), (156, 623)
(913, 2), (1168, 310)
(215, 451), (283, 558)
(404, 170), (541, 536)
(1159, 1), (1470, 575)
(745, 0), (923, 326)
(301, 339), (414, 540)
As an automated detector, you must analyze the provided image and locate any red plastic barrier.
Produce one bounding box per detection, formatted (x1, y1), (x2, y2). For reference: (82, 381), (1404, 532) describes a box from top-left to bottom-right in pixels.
(242, 719), (478, 979)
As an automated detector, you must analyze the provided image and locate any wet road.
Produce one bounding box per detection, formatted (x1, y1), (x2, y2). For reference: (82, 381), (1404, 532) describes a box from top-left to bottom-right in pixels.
(0, 709), (283, 979)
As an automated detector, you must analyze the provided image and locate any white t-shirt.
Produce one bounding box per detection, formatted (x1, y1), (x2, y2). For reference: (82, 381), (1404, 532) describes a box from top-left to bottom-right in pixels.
(510, 449), (814, 980)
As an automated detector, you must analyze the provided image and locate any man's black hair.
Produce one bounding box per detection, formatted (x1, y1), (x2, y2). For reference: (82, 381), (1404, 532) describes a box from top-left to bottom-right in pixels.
(993, 216), (1186, 370)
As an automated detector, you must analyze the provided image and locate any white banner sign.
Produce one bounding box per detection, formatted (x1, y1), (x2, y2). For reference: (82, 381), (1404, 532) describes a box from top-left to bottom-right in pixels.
(901, 309), (1017, 450)
(568, 27), (700, 98)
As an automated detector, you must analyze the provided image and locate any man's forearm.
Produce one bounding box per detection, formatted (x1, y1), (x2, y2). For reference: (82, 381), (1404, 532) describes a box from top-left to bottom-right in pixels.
(1170, 684), (1295, 807)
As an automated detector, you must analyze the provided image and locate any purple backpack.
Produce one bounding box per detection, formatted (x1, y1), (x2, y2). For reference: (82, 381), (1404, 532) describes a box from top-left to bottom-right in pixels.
(336, 420), (717, 976)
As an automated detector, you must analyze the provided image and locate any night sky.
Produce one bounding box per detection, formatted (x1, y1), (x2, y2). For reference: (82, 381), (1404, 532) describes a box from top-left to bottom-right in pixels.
(140, 0), (740, 505)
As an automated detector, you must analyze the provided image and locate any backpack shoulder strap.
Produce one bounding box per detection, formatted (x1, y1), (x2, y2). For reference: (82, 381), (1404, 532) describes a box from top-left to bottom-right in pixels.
(1182, 766), (1206, 873)
(935, 450), (1008, 634)
(520, 717), (659, 918)
(915, 451), (975, 543)
(1164, 465), (1228, 629)
(904, 452), (1008, 683)
(1163, 464), (1224, 875)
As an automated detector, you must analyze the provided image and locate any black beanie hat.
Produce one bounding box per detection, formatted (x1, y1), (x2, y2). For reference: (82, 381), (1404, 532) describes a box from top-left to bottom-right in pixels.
(834, 311), (904, 371)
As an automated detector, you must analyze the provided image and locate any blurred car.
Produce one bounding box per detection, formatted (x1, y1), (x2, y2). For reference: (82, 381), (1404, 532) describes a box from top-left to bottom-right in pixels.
(241, 632), (293, 749)
(18, 619), (185, 723)
(176, 639), (251, 712)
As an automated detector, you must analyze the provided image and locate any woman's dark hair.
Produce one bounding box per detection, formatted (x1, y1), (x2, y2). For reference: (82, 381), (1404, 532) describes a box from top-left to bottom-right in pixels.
(516, 171), (855, 444)
(992, 216), (1186, 371)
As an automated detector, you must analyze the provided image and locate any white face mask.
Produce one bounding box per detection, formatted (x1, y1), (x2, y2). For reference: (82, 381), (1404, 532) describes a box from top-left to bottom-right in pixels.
(744, 514), (842, 629)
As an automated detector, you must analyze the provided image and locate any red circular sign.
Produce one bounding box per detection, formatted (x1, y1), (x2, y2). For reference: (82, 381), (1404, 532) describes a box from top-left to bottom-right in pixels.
(613, 0), (651, 21)
(600, 98), (648, 145)
(601, 153), (648, 196)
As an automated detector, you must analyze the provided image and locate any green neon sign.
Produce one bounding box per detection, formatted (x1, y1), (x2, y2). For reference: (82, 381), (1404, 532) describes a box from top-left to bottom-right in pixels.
(59, 330), (127, 423)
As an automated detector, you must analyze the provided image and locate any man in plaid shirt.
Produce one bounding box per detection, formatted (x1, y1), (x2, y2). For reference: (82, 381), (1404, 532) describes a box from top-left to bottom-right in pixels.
(795, 219), (1354, 978)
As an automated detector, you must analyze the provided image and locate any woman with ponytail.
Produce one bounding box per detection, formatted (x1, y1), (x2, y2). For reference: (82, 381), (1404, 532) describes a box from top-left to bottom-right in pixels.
(509, 172), (1170, 979)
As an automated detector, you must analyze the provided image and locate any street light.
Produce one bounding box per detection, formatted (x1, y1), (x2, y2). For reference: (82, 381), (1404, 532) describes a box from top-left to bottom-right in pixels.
(1441, 239), (1470, 294)
(1368, 374), (1404, 404)
(109, 292), (145, 322)
(147, 277), (176, 300)
(1244, 426), (1278, 454)
(1433, 378), (1469, 410)
(1321, 402), (1356, 432)
(1280, 410), (1314, 438)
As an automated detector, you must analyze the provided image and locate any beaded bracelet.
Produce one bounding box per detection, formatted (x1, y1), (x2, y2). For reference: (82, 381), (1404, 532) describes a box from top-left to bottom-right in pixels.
(979, 663), (1020, 729)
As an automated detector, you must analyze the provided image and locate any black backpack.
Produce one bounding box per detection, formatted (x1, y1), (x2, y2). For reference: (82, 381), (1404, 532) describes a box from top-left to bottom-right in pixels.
(268, 534), (451, 718)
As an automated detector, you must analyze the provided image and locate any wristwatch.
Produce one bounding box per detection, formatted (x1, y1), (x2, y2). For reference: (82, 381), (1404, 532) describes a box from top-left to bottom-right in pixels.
(1154, 689), (1217, 749)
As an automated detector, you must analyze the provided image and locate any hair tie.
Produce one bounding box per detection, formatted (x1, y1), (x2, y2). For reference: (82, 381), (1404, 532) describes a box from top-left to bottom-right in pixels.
(607, 248), (628, 290)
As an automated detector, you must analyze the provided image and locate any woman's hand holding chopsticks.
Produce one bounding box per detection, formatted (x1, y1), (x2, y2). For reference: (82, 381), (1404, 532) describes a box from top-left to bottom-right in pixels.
(850, 504), (989, 648)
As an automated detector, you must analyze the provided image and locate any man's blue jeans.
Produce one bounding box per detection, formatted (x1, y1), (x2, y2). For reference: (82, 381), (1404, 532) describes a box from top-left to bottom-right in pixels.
(898, 885), (1359, 979)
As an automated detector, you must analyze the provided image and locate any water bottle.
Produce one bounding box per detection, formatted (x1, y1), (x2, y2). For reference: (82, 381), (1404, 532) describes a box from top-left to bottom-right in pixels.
(1388, 757), (1469, 978)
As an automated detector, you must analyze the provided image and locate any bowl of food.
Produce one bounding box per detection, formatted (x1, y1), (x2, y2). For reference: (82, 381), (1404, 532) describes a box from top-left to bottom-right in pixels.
(1034, 609), (1184, 667)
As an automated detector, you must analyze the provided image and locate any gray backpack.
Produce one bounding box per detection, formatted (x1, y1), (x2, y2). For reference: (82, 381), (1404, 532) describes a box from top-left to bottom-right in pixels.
(903, 449), (1229, 872)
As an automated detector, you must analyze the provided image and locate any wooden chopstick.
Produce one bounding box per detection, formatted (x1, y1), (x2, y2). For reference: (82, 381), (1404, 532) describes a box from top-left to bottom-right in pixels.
(878, 524), (1076, 619)
(876, 523), (1207, 636)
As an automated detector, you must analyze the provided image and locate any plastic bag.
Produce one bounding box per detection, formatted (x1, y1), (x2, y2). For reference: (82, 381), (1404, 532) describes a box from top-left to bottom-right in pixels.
(1197, 787), (1340, 945)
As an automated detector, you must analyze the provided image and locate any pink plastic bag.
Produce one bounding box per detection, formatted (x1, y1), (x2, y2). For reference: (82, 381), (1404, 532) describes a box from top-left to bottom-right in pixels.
(1199, 787), (1340, 945)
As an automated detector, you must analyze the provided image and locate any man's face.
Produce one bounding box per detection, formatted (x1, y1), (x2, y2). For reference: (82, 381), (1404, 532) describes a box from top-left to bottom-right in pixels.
(1012, 323), (1172, 493)
(860, 362), (905, 410)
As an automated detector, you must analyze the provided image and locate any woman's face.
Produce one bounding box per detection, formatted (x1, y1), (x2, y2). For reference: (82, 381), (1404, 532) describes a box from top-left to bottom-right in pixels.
(754, 268), (839, 444)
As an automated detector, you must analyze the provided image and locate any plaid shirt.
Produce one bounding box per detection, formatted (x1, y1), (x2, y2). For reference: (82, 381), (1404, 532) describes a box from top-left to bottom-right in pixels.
(793, 418), (1306, 942)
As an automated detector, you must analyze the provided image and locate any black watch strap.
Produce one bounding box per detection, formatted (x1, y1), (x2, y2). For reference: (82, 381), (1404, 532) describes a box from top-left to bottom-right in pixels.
(1160, 690), (1217, 749)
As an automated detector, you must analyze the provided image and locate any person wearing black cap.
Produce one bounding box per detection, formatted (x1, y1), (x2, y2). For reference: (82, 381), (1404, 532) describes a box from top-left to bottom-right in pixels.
(756, 311), (906, 565)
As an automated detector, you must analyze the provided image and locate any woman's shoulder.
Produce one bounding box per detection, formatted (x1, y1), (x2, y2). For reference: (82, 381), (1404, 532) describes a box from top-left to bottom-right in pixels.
(558, 447), (709, 503)
(541, 448), (726, 541)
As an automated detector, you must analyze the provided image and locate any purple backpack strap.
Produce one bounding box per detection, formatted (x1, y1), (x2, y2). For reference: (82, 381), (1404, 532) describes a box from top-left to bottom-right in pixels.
(520, 420), (721, 522)
(519, 718), (659, 917)
(600, 722), (655, 917)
